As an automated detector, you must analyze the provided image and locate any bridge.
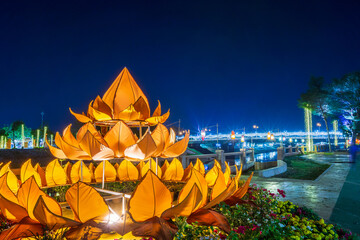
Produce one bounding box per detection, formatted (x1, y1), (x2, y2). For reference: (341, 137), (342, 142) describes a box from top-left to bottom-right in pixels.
(188, 131), (344, 142)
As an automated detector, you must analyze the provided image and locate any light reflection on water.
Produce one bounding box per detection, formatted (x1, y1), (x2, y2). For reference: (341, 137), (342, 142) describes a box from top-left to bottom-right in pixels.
(235, 151), (277, 165)
(203, 151), (278, 169)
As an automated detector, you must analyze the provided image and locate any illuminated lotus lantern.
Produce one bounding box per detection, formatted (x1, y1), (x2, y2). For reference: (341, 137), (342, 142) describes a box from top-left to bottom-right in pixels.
(69, 67), (170, 127)
(47, 67), (190, 163)
(0, 67), (257, 239)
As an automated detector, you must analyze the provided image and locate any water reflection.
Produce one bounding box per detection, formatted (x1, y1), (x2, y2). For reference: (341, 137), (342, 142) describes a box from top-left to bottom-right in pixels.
(235, 151), (277, 166)
(255, 151), (277, 162)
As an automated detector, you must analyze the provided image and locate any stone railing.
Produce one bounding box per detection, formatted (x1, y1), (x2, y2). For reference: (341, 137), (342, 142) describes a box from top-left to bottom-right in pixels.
(277, 146), (301, 160)
(180, 148), (255, 171)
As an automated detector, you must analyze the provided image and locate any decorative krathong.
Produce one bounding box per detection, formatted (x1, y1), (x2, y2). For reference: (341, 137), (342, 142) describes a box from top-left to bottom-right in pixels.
(47, 67), (189, 162)
(0, 159), (253, 239)
(0, 67), (255, 239)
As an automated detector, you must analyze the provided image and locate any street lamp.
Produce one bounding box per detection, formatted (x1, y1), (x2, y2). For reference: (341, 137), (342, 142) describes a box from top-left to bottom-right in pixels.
(316, 123), (321, 132)
(201, 130), (206, 141)
(253, 125), (259, 134)
(231, 131), (236, 140)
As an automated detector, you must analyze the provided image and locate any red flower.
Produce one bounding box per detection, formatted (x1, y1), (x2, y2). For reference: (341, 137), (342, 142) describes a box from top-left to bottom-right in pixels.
(219, 233), (227, 239)
(235, 226), (246, 234)
(252, 225), (259, 231)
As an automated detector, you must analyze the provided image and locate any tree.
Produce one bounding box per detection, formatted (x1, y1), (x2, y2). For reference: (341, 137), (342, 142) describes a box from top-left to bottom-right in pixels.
(329, 72), (360, 150)
(1, 121), (32, 148)
(298, 76), (332, 152)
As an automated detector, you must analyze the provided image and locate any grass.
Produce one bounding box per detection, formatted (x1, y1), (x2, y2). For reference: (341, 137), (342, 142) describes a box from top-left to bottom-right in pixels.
(275, 155), (331, 180)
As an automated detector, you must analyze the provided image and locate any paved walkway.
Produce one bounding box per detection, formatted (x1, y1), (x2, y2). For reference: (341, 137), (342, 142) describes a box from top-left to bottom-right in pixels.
(330, 155), (360, 234)
(247, 153), (359, 233)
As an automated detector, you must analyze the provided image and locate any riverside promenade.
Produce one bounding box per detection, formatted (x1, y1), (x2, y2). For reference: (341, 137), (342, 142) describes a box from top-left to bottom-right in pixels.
(249, 153), (359, 233)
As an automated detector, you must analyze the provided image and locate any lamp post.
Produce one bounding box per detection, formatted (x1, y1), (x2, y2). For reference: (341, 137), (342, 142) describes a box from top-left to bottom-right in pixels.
(230, 131), (236, 140)
(316, 122), (321, 132)
(252, 125), (259, 147)
(203, 124), (220, 147)
(253, 125), (259, 134)
(201, 130), (206, 141)
(270, 133), (274, 141)
(41, 112), (44, 129)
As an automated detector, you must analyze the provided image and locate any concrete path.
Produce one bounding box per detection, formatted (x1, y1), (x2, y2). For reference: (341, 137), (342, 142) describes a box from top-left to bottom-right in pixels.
(247, 153), (356, 231)
(330, 155), (360, 234)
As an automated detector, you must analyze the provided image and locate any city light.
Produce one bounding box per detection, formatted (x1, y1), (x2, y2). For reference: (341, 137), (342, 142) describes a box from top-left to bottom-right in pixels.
(304, 108), (313, 151)
(241, 135), (245, 142)
(316, 122), (321, 132)
(21, 124), (25, 148)
(201, 130), (206, 141)
(333, 120), (338, 146)
(267, 132), (271, 140)
(270, 134), (274, 140)
(36, 129), (40, 148)
(230, 131), (236, 140)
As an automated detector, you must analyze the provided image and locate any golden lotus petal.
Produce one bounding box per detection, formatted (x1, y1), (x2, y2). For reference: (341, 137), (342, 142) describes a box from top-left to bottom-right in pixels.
(128, 171), (172, 222)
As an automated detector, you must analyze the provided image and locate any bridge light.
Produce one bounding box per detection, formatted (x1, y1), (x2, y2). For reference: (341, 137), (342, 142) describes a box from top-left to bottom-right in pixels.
(201, 130), (206, 141)
(231, 131), (236, 140)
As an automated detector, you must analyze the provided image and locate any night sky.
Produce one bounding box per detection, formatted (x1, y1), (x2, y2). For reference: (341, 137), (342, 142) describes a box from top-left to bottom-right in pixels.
(1, 1), (360, 134)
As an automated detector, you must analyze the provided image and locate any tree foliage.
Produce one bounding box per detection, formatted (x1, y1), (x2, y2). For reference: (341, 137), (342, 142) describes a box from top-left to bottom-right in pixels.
(328, 72), (360, 141)
(1, 121), (32, 140)
(299, 72), (360, 147)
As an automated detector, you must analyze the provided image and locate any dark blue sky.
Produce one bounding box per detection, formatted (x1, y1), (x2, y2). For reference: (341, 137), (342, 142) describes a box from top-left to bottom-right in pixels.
(1, 1), (360, 134)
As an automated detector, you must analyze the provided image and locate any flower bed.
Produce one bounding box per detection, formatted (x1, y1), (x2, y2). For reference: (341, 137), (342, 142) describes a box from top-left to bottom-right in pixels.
(0, 177), (357, 239)
(166, 184), (358, 240)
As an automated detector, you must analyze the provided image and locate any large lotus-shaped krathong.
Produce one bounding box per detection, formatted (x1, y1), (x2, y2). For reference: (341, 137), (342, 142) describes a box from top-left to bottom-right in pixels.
(47, 67), (189, 161)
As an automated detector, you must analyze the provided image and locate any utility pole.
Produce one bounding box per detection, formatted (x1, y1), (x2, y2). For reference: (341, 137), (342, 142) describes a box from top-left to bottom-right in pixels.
(216, 123), (219, 145)
(41, 112), (44, 129)
(178, 119), (181, 134)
